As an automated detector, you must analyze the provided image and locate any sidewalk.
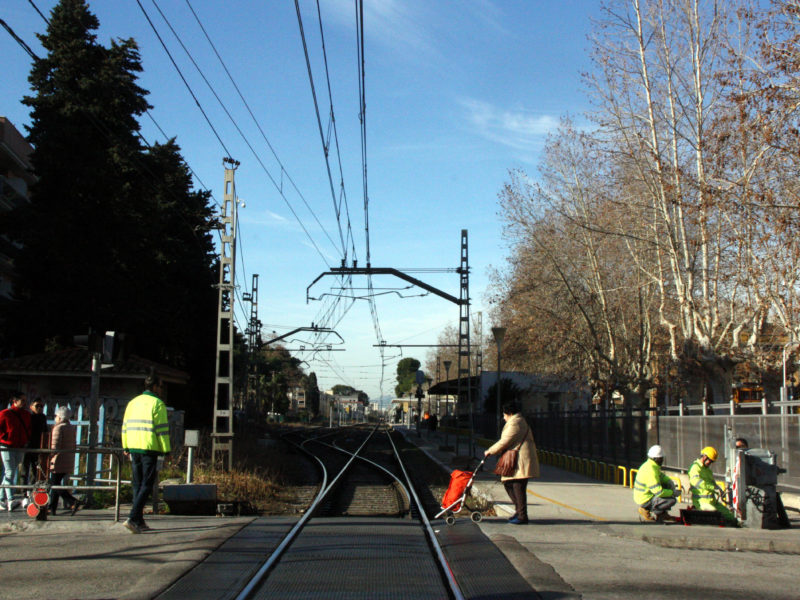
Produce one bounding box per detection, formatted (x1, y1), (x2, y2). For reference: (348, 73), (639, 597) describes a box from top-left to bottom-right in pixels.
(399, 425), (800, 554)
(0, 503), (254, 599)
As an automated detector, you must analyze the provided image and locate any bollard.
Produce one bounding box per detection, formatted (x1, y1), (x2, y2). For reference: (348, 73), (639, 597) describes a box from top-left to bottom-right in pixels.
(629, 468), (638, 488)
(617, 465), (627, 486)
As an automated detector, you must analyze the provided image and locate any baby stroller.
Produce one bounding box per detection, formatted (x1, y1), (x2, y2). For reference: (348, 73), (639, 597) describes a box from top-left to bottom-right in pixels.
(434, 457), (486, 525)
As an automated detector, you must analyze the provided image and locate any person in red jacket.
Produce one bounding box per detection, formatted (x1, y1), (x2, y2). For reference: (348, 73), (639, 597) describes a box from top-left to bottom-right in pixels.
(0, 391), (32, 511)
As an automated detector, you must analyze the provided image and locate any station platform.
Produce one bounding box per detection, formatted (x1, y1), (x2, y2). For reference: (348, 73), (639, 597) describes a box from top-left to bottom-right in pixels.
(399, 425), (800, 556)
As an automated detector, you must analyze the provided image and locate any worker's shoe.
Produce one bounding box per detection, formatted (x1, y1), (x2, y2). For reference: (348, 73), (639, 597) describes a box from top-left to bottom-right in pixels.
(508, 516), (528, 525)
(654, 512), (677, 524)
(638, 507), (655, 521)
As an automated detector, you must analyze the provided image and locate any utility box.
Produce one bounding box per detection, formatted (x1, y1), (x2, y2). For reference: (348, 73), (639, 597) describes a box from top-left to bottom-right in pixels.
(737, 449), (788, 530)
(163, 484), (217, 516)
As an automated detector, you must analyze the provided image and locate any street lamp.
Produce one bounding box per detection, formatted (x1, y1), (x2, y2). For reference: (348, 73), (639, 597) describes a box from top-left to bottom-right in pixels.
(492, 326), (506, 438)
(443, 360), (452, 450)
(443, 360), (452, 416)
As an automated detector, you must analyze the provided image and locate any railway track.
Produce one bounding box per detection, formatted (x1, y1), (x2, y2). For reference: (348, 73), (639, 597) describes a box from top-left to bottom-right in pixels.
(236, 423), (463, 599)
(158, 423), (479, 600)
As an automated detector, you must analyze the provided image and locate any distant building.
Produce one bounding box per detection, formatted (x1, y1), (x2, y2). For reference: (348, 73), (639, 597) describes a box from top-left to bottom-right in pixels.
(319, 392), (364, 424)
(288, 385), (307, 415)
(0, 116), (34, 303)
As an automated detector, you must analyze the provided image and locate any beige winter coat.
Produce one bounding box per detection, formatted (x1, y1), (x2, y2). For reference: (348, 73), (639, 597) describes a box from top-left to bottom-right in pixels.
(486, 413), (539, 481)
(49, 420), (77, 474)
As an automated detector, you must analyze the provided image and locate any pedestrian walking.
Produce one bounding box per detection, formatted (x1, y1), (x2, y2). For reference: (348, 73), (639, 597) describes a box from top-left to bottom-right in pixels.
(0, 391), (32, 511)
(121, 371), (171, 533)
(484, 402), (539, 524)
(48, 406), (81, 516)
(21, 397), (49, 508)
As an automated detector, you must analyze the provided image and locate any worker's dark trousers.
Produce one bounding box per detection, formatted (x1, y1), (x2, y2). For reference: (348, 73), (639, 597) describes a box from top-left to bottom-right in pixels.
(504, 478), (529, 521)
(641, 495), (676, 516)
(129, 452), (158, 526)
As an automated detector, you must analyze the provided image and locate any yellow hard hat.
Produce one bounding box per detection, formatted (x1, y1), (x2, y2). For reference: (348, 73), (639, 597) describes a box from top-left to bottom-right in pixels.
(701, 446), (718, 462)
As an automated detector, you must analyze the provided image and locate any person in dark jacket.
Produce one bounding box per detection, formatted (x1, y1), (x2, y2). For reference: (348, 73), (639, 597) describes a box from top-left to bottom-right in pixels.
(21, 398), (49, 504)
(0, 391), (32, 511)
(48, 406), (80, 515)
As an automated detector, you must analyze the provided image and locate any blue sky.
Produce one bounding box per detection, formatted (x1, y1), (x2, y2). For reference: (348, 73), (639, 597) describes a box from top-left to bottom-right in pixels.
(1, 1), (603, 402)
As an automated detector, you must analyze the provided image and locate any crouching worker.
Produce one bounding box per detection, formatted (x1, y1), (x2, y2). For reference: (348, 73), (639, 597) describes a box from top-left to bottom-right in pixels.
(688, 446), (736, 524)
(633, 445), (677, 523)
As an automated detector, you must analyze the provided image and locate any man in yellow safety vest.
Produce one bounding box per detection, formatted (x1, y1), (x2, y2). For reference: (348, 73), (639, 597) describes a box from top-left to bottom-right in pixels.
(121, 371), (171, 533)
(688, 446), (736, 524)
(633, 445), (677, 523)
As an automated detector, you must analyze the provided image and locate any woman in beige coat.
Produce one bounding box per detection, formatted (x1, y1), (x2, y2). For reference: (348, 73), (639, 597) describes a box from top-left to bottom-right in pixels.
(484, 402), (539, 524)
(48, 406), (80, 515)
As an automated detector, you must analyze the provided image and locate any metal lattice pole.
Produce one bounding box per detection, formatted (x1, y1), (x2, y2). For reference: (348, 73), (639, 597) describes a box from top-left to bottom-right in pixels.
(455, 229), (472, 457)
(212, 159), (240, 471)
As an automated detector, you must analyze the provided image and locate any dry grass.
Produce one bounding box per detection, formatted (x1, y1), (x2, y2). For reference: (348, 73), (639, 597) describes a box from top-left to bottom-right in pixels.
(192, 466), (280, 510)
(166, 425), (295, 512)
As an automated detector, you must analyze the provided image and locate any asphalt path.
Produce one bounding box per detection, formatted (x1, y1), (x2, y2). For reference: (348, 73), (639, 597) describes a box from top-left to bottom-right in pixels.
(0, 511), (253, 600)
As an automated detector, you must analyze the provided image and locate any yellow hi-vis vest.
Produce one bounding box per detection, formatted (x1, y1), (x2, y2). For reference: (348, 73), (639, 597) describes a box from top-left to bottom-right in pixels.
(122, 391), (171, 454)
(633, 458), (674, 505)
(688, 459), (718, 503)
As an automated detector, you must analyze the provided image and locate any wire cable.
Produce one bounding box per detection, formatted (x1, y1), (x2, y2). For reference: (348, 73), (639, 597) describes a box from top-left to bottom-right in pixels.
(295, 0), (357, 263)
(185, 0), (343, 263)
(149, 0), (337, 267)
(134, 0), (232, 156)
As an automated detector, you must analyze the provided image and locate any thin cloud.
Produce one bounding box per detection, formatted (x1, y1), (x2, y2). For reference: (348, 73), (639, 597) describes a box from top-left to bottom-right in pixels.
(459, 97), (559, 154)
(316, 0), (440, 61)
(240, 209), (289, 226)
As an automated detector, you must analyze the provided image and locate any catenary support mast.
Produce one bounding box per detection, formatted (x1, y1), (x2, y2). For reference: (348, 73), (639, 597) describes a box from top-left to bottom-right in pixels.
(456, 230), (473, 456)
(212, 158), (240, 470)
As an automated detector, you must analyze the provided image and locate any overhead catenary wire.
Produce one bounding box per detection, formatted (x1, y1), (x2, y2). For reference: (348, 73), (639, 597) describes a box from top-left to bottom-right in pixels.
(145, 0), (337, 268)
(134, 0), (232, 157)
(185, 0), (343, 263)
(294, 0), (358, 264)
(26, 0), (49, 25)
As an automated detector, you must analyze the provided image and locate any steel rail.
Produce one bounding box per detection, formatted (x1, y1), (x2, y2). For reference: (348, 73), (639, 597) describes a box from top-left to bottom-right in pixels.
(385, 428), (466, 600)
(234, 424), (379, 600)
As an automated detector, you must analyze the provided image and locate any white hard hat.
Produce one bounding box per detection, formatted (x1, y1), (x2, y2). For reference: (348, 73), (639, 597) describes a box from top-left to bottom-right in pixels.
(647, 445), (664, 459)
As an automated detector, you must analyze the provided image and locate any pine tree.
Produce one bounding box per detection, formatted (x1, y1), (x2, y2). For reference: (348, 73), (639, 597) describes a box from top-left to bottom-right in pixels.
(6, 0), (218, 422)
(10, 0), (150, 348)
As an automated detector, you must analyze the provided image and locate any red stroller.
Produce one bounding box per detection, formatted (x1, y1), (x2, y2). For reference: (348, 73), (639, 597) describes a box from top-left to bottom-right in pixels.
(435, 457), (486, 525)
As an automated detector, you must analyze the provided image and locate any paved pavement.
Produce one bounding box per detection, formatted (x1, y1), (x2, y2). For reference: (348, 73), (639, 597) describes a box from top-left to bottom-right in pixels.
(402, 426), (800, 600)
(399, 426), (800, 554)
(0, 505), (254, 600)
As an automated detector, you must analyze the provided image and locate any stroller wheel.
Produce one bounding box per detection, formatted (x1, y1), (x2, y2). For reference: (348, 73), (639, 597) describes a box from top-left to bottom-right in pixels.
(470, 511), (482, 523)
(445, 515), (456, 526)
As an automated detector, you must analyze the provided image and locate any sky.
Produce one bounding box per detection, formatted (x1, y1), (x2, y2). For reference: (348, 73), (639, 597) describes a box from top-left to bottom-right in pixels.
(1, 0), (604, 404)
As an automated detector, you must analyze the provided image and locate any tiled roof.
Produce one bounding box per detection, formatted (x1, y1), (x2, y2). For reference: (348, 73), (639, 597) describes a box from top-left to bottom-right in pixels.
(0, 348), (189, 383)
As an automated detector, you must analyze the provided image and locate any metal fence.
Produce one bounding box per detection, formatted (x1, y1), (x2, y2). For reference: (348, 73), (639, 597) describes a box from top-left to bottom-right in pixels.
(657, 414), (800, 491)
(527, 408), (650, 469)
